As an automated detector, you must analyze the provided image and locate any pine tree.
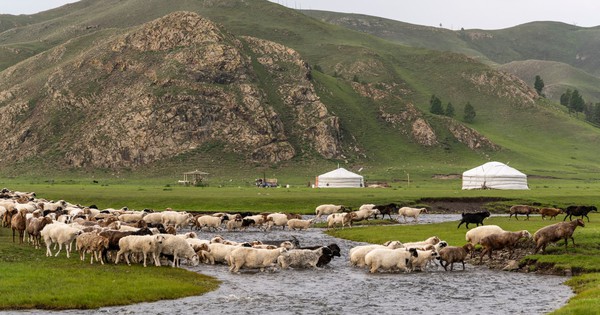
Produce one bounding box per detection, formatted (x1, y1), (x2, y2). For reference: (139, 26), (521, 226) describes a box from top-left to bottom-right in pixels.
(534, 75), (545, 96)
(445, 102), (455, 117)
(569, 89), (585, 113)
(463, 102), (476, 123)
(429, 95), (444, 115)
(560, 89), (572, 107)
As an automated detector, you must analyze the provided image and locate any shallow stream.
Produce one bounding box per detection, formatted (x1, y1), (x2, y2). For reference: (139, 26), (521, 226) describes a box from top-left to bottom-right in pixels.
(9, 214), (573, 315)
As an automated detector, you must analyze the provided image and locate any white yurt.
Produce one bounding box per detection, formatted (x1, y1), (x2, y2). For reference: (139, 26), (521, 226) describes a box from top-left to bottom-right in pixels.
(316, 168), (364, 188)
(462, 161), (528, 190)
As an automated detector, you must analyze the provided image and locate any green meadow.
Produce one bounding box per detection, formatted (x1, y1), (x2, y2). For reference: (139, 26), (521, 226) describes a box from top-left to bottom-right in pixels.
(0, 178), (599, 313)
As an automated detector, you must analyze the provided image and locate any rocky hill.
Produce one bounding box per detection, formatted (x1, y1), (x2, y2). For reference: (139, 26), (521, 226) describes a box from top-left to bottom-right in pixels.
(0, 12), (342, 168)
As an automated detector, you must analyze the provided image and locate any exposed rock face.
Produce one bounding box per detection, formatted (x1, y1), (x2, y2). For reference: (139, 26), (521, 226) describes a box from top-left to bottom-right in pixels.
(0, 11), (341, 168)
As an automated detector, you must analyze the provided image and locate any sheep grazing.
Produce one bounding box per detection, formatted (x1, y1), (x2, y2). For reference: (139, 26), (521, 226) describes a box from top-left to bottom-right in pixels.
(533, 219), (585, 253)
(437, 243), (475, 271)
(40, 223), (84, 258)
(364, 247), (419, 273)
(228, 247), (287, 273)
(398, 207), (428, 223)
(509, 205), (538, 220)
(26, 216), (53, 249)
(287, 218), (315, 231)
(115, 234), (166, 267)
(315, 204), (346, 220)
(539, 207), (563, 220)
(277, 247), (332, 269)
(76, 232), (109, 264)
(10, 209), (27, 244)
(160, 235), (200, 268)
(479, 230), (531, 263)
(457, 211), (490, 229)
(563, 205), (597, 222)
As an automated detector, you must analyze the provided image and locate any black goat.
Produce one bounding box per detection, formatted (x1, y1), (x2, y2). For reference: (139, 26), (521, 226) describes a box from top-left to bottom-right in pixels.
(564, 205), (597, 222)
(457, 211), (490, 229)
(374, 203), (399, 220)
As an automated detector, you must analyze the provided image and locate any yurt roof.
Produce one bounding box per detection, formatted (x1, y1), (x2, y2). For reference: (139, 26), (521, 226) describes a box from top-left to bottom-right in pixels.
(318, 168), (363, 178)
(462, 161), (526, 177)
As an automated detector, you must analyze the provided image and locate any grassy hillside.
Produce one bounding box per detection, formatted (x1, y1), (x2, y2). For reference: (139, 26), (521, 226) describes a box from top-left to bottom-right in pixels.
(1, 0), (600, 183)
(499, 60), (600, 103)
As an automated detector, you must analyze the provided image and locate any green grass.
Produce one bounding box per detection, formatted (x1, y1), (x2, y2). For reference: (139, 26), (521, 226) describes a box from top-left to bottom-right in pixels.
(0, 232), (220, 310)
(327, 215), (600, 315)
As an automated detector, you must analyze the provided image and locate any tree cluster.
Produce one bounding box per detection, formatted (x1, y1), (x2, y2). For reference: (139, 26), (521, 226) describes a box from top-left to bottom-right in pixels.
(560, 88), (600, 126)
(560, 89), (585, 114)
(429, 94), (475, 123)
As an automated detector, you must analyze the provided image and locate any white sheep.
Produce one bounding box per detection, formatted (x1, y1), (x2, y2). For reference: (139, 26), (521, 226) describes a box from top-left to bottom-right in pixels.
(162, 212), (193, 229)
(351, 208), (380, 222)
(358, 204), (377, 212)
(277, 248), (325, 269)
(364, 247), (419, 273)
(115, 234), (166, 267)
(244, 214), (267, 229)
(118, 211), (146, 223)
(208, 242), (241, 265)
(41, 200), (67, 212)
(286, 218), (315, 231)
(226, 219), (244, 231)
(398, 207), (428, 223)
(327, 212), (355, 229)
(410, 249), (439, 271)
(266, 213), (289, 230)
(465, 225), (506, 245)
(142, 212), (164, 225)
(160, 235), (200, 267)
(315, 204), (346, 219)
(196, 215), (222, 232)
(401, 236), (441, 250)
(228, 247), (287, 273)
(40, 223), (83, 258)
(349, 241), (404, 267)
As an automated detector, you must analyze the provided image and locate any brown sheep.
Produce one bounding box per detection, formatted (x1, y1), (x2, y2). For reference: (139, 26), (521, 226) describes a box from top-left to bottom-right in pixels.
(26, 216), (54, 249)
(539, 207), (563, 220)
(76, 232), (110, 264)
(11, 209), (27, 244)
(533, 219), (585, 253)
(438, 243), (475, 271)
(479, 230), (531, 263)
(509, 205), (538, 220)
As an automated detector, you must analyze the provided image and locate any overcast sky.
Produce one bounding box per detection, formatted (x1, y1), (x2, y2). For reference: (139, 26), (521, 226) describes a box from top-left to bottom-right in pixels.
(1, 0), (598, 30)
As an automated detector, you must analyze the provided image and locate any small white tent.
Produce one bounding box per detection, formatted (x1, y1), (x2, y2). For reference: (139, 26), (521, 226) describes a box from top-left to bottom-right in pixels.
(316, 168), (364, 188)
(462, 161), (528, 190)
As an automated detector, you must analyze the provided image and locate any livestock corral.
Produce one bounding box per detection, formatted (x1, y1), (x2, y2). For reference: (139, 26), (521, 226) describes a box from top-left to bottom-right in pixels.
(0, 189), (589, 313)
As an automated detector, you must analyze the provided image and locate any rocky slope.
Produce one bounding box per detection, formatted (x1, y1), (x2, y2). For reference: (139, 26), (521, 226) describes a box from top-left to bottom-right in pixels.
(0, 11), (341, 168)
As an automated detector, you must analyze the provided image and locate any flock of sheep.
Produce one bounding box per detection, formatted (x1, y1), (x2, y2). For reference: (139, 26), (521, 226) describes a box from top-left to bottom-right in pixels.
(0, 188), (593, 274)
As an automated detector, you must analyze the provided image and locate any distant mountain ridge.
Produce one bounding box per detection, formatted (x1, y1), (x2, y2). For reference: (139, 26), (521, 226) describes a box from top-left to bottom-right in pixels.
(0, 0), (599, 180)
